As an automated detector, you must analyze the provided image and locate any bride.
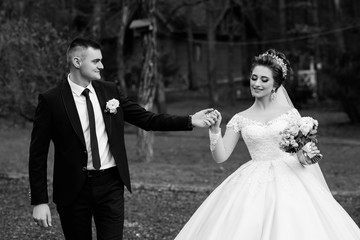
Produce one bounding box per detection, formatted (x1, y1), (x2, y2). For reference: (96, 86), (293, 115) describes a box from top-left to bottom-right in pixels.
(174, 49), (360, 240)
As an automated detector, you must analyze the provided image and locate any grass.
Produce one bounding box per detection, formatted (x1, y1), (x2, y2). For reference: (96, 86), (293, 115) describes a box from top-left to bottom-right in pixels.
(1, 91), (360, 239)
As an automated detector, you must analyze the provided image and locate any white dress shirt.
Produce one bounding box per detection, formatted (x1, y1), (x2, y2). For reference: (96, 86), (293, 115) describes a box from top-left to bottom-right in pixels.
(68, 75), (116, 170)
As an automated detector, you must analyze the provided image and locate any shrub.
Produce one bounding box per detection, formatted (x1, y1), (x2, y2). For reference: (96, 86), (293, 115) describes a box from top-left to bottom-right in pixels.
(0, 18), (68, 121)
(329, 53), (360, 123)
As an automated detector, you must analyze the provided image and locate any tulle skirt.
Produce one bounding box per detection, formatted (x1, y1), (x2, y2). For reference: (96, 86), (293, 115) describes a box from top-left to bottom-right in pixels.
(174, 157), (360, 240)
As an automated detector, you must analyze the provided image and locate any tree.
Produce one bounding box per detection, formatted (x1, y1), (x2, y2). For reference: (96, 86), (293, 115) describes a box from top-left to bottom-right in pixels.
(186, 4), (198, 90)
(136, 0), (158, 162)
(332, 54), (360, 123)
(333, 0), (346, 54)
(226, 2), (236, 105)
(205, 0), (230, 106)
(0, 18), (67, 121)
(116, 0), (140, 95)
(329, 0), (360, 123)
(158, 0), (203, 90)
(92, 0), (103, 40)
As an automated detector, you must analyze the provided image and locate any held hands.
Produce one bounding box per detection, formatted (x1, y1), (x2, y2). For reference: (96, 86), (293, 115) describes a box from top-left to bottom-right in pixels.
(33, 204), (52, 228)
(208, 110), (222, 133)
(191, 108), (218, 128)
(191, 108), (222, 130)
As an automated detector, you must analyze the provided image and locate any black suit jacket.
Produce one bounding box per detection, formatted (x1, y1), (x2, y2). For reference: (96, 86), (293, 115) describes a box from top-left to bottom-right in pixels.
(29, 80), (191, 207)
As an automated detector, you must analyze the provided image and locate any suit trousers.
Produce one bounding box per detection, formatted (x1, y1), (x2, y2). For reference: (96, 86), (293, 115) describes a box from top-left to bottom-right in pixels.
(57, 167), (125, 240)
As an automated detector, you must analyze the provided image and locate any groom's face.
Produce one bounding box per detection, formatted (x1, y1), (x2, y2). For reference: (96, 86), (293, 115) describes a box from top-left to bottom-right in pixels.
(78, 47), (104, 81)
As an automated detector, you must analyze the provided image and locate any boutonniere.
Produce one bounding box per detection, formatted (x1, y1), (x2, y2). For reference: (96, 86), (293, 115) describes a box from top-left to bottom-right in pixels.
(105, 98), (120, 114)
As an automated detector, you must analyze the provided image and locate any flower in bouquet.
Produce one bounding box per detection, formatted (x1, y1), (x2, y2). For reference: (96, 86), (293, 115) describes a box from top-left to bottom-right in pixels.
(299, 117), (318, 136)
(279, 116), (322, 166)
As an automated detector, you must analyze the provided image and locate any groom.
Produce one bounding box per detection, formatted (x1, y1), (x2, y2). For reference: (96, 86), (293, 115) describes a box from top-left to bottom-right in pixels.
(29, 37), (216, 240)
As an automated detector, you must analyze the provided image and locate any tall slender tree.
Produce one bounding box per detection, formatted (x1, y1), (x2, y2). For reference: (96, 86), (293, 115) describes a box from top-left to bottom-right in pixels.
(92, 0), (103, 40)
(279, 0), (286, 39)
(205, 0), (230, 106)
(226, 0), (236, 105)
(333, 0), (346, 54)
(117, 0), (139, 95)
(186, 4), (198, 90)
(136, 0), (158, 162)
(159, 0), (203, 90)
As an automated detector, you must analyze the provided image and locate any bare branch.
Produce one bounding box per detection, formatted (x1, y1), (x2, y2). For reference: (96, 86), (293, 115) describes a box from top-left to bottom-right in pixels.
(168, 0), (205, 18)
(214, 0), (231, 28)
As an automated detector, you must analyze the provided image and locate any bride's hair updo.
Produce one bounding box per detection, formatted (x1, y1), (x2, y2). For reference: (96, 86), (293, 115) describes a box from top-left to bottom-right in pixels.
(251, 49), (292, 90)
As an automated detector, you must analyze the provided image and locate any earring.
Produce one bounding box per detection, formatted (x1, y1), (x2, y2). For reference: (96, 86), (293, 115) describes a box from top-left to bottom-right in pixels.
(270, 89), (276, 101)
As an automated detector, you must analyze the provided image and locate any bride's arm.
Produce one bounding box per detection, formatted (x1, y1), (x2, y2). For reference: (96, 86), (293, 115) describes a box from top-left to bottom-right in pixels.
(210, 128), (240, 163)
(209, 110), (241, 163)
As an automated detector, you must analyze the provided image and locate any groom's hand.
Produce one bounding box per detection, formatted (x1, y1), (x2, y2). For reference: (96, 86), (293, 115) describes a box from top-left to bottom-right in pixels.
(33, 203), (52, 228)
(191, 108), (218, 128)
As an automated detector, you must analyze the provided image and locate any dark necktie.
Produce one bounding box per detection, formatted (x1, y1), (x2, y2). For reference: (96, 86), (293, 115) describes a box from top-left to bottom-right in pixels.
(82, 88), (101, 170)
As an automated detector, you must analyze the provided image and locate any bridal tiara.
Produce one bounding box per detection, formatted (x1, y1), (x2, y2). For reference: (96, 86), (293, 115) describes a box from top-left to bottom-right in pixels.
(259, 53), (288, 78)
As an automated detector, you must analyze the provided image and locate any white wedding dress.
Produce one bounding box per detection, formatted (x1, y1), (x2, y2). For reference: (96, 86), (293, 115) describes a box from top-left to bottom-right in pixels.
(175, 108), (360, 240)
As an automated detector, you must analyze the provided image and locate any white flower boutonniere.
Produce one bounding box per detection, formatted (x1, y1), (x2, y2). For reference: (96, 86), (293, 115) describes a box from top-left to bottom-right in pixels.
(105, 99), (120, 114)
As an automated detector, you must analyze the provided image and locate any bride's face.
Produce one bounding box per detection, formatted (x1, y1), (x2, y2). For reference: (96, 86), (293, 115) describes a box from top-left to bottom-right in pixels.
(250, 65), (274, 99)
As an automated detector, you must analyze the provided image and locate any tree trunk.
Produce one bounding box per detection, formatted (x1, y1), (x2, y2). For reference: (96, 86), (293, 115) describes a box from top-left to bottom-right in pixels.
(278, 0), (286, 39)
(155, 74), (167, 113)
(227, 2), (235, 105)
(228, 34), (235, 105)
(136, 0), (157, 162)
(186, 6), (198, 90)
(116, 1), (130, 95)
(312, 0), (320, 100)
(333, 0), (346, 54)
(137, 34), (156, 162)
(68, 0), (75, 30)
(206, 5), (218, 106)
(92, 0), (102, 41)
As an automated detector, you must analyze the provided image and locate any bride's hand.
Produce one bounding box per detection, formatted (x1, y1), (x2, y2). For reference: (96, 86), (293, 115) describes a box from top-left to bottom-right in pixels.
(297, 142), (322, 165)
(209, 110), (222, 133)
(302, 142), (321, 158)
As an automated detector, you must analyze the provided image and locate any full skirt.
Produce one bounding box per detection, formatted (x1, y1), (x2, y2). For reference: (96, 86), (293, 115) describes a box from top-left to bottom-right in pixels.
(174, 157), (360, 240)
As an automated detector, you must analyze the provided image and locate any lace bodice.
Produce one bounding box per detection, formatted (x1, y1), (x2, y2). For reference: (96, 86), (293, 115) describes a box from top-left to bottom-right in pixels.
(227, 108), (301, 161)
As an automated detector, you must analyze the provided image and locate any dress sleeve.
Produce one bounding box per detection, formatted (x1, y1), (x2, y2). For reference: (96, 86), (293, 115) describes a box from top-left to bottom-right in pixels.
(226, 114), (243, 133)
(287, 108), (302, 123)
(209, 130), (222, 152)
(209, 114), (242, 163)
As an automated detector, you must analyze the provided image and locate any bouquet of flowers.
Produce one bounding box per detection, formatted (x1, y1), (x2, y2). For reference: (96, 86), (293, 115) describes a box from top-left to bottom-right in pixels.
(279, 116), (323, 166)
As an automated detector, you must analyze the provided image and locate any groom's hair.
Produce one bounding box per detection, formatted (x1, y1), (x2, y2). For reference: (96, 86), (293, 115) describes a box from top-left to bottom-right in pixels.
(66, 37), (102, 68)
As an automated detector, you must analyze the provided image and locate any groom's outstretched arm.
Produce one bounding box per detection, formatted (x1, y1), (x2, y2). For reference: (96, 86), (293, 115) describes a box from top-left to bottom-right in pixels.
(117, 87), (217, 131)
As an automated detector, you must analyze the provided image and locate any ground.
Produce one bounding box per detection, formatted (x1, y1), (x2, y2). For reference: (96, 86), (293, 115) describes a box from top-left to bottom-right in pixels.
(0, 91), (360, 239)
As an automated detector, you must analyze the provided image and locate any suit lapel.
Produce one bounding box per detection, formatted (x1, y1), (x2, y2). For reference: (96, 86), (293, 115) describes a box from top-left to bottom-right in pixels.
(92, 81), (112, 139)
(61, 80), (86, 147)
